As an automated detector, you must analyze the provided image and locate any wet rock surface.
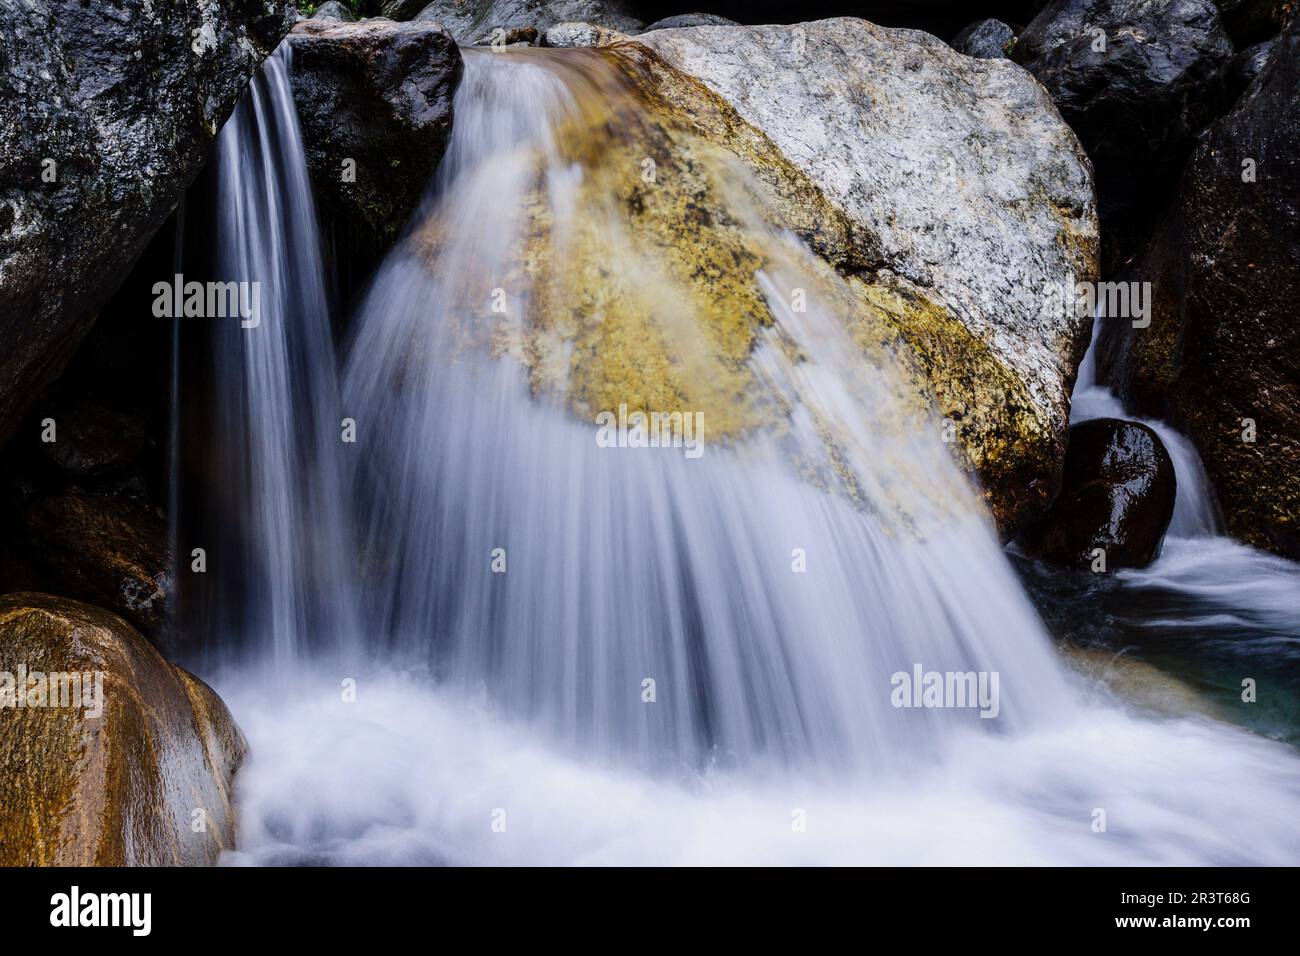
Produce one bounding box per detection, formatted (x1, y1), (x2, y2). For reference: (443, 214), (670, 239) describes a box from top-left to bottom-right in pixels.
(17, 494), (171, 638)
(288, 18), (463, 259)
(1014, 0), (1235, 244)
(1101, 11), (1300, 558)
(0, 593), (245, 866)
(0, 0), (294, 446)
(1021, 418), (1177, 568)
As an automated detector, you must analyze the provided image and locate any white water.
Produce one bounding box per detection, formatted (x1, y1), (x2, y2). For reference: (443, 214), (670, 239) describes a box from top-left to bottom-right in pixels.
(1071, 318), (1300, 638)
(209, 47), (360, 664)
(204, 49), (1300, 866)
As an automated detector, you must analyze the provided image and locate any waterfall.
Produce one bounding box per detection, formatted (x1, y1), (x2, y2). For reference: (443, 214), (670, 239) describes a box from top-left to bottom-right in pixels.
(340, 49), (1072, 771)
(1072, 318), (1219, 537)
(1071, 315), (1300, 626)
(202, 46), (360, 664)
(200, 47), (1300, 866)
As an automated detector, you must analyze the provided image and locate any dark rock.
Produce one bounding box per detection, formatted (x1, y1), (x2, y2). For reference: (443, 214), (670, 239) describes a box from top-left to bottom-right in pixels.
(1228, 37), (1278, 94)
(0, 0), (294, 447)
(381, 0), (429, 20)
(951, 18), (1017, 58)
(313, 0), (358, 20)
(37, 400), (150, 480)
(1214, 0), (1295, 45)
(288, 18), (462, 258)
(1015, 0), (1235, 242)
(1100, 12), (1300, 557)
(1021, 418), (1176, 568)
(17, 494), (171, 638)
(644, 14), (740, 30)
(0, 593), (244, 865)
(410, 0), (644, 44)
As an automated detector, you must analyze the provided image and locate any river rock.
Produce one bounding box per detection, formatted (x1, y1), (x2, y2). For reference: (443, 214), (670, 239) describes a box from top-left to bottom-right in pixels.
(313, 0), (358, 21)
(1014, 0), (1235, 234)
(288, 18), (463, 255)
(1020, 418), (1176, 568)
(412, 0), (644, 43)
(543, 21), (630, 46)
(1100, 12), (1300, 558)
(0, 0), (294, 447)
(0, 593), (245, 865)
(644, 14), (739, 30)
(633, 19), (1099, 534)
(17, 494), (171, 639)
(950, 18), (1017, 58)
(381, 0), (429, 20)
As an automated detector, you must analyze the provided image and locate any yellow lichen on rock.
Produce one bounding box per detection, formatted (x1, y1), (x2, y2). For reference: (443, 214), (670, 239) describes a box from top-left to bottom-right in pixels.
(411, 44), (1070, 531)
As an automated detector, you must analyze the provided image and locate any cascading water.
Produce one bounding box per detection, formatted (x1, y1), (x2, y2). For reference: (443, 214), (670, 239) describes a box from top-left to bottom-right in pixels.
(1072, 318), (1219, 537)
(200, 46), (360, 665)
(340, 49), (1071, 771)
(197, 47), (1300, 865)
(1019, 309), (1300, 743)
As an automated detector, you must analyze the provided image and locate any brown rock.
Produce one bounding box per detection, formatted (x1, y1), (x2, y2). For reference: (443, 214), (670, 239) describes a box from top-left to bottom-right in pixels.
(0, 593), (244, 865)
(18, 495), (171, 638)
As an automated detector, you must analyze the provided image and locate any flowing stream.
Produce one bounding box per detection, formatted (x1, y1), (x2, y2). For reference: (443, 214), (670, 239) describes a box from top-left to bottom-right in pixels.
(1017, 318), (1300, 743)
(195, 48), (1300, 865)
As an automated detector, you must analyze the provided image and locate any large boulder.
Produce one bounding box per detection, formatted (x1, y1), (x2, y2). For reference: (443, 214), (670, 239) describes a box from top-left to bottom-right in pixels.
(632, 19), (1099, 533)
(411, 0), (644, 44)
(1100, 12), (1300, 558)
(0, 593), (245, 865)
(0, 0), (294, 447)
(1020, 418), (1177, 568)
(1014, 0), (1235, 238)
(288, 18), (463, 256)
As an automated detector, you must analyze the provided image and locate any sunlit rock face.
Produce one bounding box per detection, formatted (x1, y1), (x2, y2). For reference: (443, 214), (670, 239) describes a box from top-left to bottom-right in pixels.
(0, 594), (245, 866)
(415, 19), (1099, 535)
